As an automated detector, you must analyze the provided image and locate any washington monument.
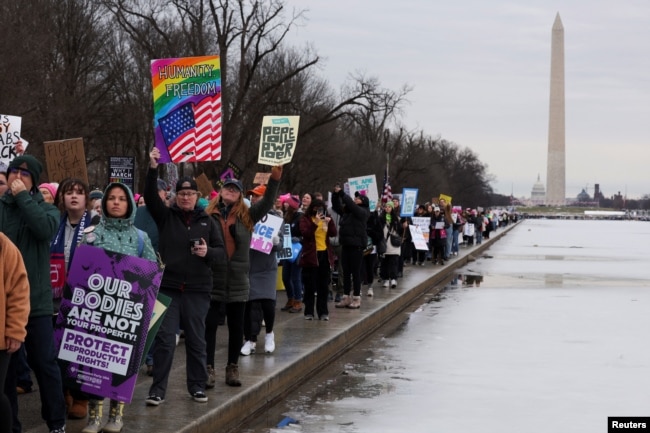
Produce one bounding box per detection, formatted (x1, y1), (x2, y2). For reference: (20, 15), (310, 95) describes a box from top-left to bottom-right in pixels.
(545, 13), (566, 206)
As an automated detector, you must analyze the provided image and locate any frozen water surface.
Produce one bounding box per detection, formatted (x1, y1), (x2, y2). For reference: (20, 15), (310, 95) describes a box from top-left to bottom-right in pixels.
(255, 220), (650, 433)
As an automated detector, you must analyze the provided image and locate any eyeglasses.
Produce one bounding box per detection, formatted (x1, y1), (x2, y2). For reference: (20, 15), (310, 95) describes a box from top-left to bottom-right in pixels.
(8, 168), (31, 178)
(177, 191), (197, 198)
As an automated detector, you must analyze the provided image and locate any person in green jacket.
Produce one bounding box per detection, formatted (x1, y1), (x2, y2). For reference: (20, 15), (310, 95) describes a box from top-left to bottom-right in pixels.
(79, 182), (156, 433)
(0, 155), (67, 433)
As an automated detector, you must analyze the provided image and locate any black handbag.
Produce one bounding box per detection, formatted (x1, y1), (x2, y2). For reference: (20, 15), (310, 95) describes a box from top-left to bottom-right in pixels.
(389, 232), (402, 247)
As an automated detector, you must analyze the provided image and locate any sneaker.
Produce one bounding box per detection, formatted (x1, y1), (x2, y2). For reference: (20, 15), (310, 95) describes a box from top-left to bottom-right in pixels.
(304, 315), (314, 320)
(335, 295), (351, 308)
(191, 391), (208, 403)
(320, 315), (329, 321)
(175, 333), (180, 346)
(50, 428), (66, 433)
(390, 279), (397, 288)
(264, 332), (275, 353)
(145, 395), (164, 406)
(206, 365), (216, 389)
(241, 340), (256, 356)
(367, 287), (374, 297)
(346, 296), (361, 309)
(382, 280), (389, 288)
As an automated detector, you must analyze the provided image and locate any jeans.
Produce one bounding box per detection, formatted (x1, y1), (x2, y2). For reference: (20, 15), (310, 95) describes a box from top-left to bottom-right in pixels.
(281, 261), (303, 301)
(451, 229), (459, 253)
(445, 227), (453, 258)
(149, 288), (210, 397)
(4, 315), (66, 433)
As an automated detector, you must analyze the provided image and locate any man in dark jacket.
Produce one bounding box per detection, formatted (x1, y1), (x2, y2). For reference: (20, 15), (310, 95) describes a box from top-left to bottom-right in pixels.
(331, 186), (369, 309)
(144, 147), (225, 405)
(0, 155), (67, 433)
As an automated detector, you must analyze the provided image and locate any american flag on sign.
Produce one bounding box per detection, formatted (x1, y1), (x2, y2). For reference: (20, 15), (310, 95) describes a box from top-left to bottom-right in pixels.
(381, 168), (392, 204)
(159, 93), (222, 162)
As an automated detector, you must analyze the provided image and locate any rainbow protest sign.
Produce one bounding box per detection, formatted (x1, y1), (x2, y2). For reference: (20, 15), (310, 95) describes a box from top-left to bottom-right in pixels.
(151, 56), (222, 163)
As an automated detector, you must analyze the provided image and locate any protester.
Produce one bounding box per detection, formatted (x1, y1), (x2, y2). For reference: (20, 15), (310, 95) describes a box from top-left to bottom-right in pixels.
(0, 232), (30, 433)
(205, 166), (282, 387)
(280, 195), (303, 313)
(379, 201), (403, 288)
(39, 183), (57, 204)
(78, 182), (157, 433)
(430, 206), (448, 265)
(0, 172), (8, 196)
(0, 155), (67, 433)
(50, 178), (94, 420)
(241, 185), (282, 355)
(145, 147), (225, 406)
(299, 198), (337, 320)
(332, 187), (369, 309)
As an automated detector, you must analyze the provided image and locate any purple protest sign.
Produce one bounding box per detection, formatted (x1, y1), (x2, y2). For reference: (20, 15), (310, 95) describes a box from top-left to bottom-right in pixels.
(54, 245), (163, 403)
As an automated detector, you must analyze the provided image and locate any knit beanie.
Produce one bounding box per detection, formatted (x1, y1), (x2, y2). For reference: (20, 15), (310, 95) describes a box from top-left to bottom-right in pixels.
(9, 155), (42, 184)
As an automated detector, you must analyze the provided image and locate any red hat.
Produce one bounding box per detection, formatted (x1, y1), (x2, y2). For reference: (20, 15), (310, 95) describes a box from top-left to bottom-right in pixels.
(246, 185), (267, 196)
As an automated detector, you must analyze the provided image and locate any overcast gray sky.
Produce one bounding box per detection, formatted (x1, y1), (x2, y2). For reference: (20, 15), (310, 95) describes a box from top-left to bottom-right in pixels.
(283, 0), (650, 199)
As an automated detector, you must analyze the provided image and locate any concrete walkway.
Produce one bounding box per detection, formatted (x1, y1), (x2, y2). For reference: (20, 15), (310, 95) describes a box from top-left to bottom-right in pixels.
(20, 224), (517, 433)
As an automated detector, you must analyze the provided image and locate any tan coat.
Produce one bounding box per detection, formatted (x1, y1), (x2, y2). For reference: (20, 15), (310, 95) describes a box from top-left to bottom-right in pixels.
(0, 232), (30, 350)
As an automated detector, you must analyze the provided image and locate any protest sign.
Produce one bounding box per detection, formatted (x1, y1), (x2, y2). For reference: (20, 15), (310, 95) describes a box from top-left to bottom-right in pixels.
(215, 160), (242, 189)
(253, 172), (271, 185)
(257, 116), (299, 166)
(412, 216), (431, 242)
(142, 293), (171, 366)
(151, 55), (222, 163)
(44, 138), (88, 185)
(108, 156), (135, 192)
(439, 193), (452, 204)
(0, 115), (22, 171)
(54, 245), (162, 403)
(250, 213), (283, 254)
(347, 174), (379, 211)
(409, 225), (429, 251)
(401, 188), (419, 217)
(194, 173), (214, 199)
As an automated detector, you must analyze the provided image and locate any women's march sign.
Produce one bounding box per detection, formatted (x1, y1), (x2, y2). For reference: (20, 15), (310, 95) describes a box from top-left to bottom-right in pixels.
(257, 116), (299, 166)
(151, 55), (222, 163)
(54, 245), (163, 403)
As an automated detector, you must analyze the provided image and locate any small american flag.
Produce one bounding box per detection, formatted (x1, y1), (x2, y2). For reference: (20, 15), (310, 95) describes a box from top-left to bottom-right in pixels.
(159, 93), (222, 162)
(381, 168), (392, 204)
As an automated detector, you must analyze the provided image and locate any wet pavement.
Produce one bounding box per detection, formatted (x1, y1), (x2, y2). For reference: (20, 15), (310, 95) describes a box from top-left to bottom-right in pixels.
(19, 223), (516, 433)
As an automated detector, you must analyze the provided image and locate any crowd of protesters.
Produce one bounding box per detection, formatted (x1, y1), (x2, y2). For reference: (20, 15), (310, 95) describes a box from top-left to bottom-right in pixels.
(0, 151), (516, 433)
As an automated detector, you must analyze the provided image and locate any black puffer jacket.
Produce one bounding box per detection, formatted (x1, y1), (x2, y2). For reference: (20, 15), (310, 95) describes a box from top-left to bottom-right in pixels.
(331, 191), (369, 248)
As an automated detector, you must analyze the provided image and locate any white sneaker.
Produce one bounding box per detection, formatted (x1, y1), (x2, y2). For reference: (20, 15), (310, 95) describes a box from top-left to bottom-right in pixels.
(367, 287), (374, 297)
(240, 340), (256, 356)
(382, 280), (389, 288)
(264, 332), (275, 353)
(390, 279), (397, 288)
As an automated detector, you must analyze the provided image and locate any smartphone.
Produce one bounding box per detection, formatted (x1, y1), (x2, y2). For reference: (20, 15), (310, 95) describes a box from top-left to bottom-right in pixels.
(189, 238), (201, 248)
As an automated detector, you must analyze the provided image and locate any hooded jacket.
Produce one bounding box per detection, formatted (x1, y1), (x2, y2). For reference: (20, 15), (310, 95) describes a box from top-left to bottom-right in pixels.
(0, 186), (59, 318)
(80, 182), (157, 262)
(331, 190), (369, 248)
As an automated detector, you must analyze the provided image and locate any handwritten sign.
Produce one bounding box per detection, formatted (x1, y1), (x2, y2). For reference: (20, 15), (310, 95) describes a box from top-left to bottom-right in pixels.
(253, 172), (271, 185)
(409, 225), (429, 251)
(250, 213), (283, 254)
(0, 115), (22, 171)
(412, 216), (431, 242)
(257, 116), (299, 166)
(44, 138), (88, 185)
(347, 174), (378, 211)
(439, 193), (452, 205)
(151, 55), (222, 163)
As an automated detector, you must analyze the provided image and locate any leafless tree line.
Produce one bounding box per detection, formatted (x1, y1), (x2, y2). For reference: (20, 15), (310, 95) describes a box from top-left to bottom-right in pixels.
(0, 0), (496, 206)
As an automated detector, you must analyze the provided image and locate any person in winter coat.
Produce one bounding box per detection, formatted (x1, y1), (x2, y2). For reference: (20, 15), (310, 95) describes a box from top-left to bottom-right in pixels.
(279, 195), (303, 313)
(0, 155), (67, 433)
(240, 185), (282, 355)
(332, 186), (370, 310)
(77, 182), (157, 433)
(0, 232), (30, 433)
(144, 147), (225, 406)
(430, 206), (449, 265)
(298, 199), (337, 320)
(205, 166), (282, 387)
(379, 201), (403, 288)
